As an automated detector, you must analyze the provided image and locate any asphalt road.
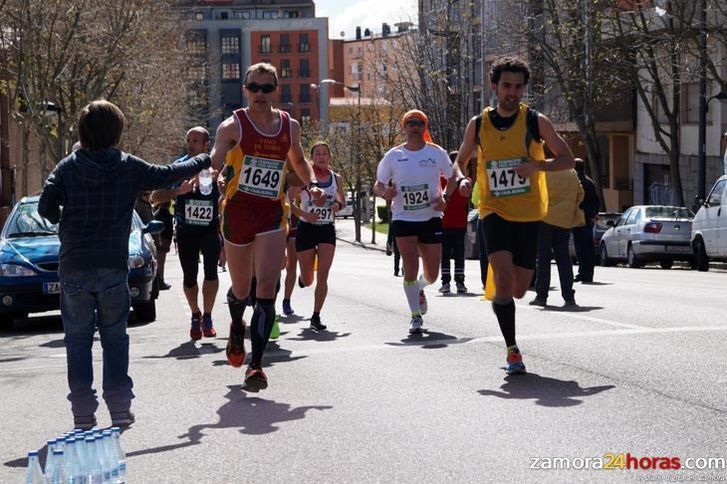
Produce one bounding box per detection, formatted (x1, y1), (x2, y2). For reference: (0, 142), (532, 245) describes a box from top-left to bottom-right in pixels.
(1, 219), (726, 483)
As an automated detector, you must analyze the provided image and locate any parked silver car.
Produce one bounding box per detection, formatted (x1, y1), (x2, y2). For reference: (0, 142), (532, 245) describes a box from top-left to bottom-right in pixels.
(599, 205), (694, 269)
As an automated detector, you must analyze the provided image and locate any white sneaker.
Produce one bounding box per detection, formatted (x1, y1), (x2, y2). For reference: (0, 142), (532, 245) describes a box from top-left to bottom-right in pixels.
(456, 282), (467, 294)
(409, 315), (424, 334)
(419, 290), (428, 315)
(438, 283), (451, 294)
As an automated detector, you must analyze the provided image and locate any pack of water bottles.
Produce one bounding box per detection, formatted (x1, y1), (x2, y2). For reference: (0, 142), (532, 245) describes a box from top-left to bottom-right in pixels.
(24, 427), (127, 483)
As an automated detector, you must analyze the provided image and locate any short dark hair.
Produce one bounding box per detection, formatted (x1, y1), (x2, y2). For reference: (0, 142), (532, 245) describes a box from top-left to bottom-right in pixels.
(78, 100), (125, 151)
(490, 57), (530, 86)
(243, 62), (278, 87)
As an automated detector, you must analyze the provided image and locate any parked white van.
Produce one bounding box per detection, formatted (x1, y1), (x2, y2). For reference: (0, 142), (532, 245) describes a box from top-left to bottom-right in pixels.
(691, 175), (727, 271)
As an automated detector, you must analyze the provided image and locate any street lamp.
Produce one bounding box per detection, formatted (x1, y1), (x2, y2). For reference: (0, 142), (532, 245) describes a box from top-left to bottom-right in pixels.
(43, 101), (63, 162)
(313, 79), (366, 243)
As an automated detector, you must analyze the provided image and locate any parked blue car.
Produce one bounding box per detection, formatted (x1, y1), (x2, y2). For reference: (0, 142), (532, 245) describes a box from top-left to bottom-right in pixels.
(0, 196), (163, 329)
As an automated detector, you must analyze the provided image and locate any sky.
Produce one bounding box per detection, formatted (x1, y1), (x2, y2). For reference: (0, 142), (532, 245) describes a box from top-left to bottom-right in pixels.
(315, 0), (418, 40)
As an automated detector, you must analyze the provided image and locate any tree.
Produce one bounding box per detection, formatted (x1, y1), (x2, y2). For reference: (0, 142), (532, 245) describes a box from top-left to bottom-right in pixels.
(610, 1), (702, 206)
(0, 0), (191, 175)
(521, 0), (632, 209)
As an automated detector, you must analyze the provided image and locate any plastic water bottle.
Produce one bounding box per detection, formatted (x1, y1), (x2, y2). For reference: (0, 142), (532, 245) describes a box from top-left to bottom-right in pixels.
(85, 436), (103, 484)
(44, 440), (57, 475)
(110, 427), (126, 483)
(46, 449), (65, 484)
(199, 168), (213, 195)
(24, 451), (45, 484)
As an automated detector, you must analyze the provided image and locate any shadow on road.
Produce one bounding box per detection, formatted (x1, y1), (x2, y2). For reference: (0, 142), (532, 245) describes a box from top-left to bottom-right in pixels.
(386, 330), (473, 350)
(144, 340), (224, 360)
(211, 341), (307, 367)
(0, 315), (63, 337)
(478, 373), (615, 407)
(530, 305), (604, 313)
(287, 328), (352, 342)
(122, 385), (333, 459)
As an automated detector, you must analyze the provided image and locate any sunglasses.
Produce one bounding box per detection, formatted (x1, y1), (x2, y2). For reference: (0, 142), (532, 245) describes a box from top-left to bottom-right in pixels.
(245, 83), (276, 94)
(405, 120), (425, 127)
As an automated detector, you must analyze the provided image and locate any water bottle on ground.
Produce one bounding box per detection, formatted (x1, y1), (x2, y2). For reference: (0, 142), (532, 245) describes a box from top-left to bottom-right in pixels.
(46, 449), (65, 484)
(199, 168), (213, 195)
(24, 451), (45, 484)
(44, 439), (57, 476)
(110, 427), (126, 483)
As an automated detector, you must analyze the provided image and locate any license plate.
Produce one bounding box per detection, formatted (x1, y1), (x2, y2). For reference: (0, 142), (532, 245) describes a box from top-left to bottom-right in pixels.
(43, 282), (61, 294)
(665, 246), (690, 253)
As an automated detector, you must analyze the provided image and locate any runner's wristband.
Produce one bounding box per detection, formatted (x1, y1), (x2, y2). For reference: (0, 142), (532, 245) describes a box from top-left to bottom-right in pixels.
(456, 177), (468, 187)
(308, 181), (320, 190)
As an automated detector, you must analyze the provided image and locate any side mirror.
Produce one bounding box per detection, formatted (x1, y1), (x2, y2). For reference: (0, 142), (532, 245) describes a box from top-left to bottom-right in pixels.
(606, 220), (615, 227)
(143, 220), (164, 235)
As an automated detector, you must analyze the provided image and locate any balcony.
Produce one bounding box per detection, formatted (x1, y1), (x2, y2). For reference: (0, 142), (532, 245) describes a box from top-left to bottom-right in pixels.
(299, 71), (310, 79)
(279, 44), (291, 53)
(258, 45), (272, 54)
(298, 43), (310, 53)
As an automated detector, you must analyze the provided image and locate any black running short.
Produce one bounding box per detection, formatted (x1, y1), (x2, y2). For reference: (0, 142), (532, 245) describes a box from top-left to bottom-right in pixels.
(176, 228), (222, 288)
(480, 213), (539, 270)
(390, 217), (443, 244)
(295, 222), (336, 252)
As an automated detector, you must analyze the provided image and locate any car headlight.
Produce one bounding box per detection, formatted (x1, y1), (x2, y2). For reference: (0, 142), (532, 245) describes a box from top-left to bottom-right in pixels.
(127, 255), (145, 269)
(0, 263), (37, 277)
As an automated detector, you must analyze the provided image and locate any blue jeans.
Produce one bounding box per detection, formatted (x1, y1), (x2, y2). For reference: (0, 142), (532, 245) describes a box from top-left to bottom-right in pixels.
(60, 268), (134, 418)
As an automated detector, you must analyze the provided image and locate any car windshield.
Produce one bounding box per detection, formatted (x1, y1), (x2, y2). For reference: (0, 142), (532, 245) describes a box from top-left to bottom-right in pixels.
(645, 206), (692, 219)
(4, 202), (59, 237)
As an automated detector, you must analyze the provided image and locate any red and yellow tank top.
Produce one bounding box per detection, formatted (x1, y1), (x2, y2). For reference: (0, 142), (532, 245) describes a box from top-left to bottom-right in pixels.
(223, 108), (292, 209)
(476, 103), (548, 222)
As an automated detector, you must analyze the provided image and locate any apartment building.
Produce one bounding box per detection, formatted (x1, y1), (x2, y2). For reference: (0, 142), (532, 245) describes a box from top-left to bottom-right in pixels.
(180, 0), (329, 132)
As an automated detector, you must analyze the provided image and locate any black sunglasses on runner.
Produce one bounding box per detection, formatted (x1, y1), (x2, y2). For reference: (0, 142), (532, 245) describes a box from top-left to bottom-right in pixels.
(405, 120), (425, 127)
(245, 83), (276, 94)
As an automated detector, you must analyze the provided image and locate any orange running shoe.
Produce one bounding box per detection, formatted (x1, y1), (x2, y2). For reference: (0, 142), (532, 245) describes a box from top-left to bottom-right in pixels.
(202, 313), (217, 338)
(190, 312), (202, 340)
(506, 346), (526, 375)
(244, 365), (268, 392)
(226, 323), (246, 368)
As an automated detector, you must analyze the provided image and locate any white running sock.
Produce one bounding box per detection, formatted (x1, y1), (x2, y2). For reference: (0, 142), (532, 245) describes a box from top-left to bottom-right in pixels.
(403, 279), (421, 316)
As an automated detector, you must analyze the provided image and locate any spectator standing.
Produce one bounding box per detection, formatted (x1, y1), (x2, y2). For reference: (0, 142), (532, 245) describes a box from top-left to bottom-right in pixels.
(439, 150), (469, 294)
(572, 158), (599, 283)
(531, 168), (584, 307)
(38, 100), (210, 429)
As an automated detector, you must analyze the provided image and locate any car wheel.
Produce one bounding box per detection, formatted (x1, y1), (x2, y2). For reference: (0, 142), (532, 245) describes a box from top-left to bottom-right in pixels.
(659, 260), (673, 270)
(132, 301), (156, 323)
(600, 244), (612, 267)
(694, 237), (709, 272)
(627, 245), (643, 268)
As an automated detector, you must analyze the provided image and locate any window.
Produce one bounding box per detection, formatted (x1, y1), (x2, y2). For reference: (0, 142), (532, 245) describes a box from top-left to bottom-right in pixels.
(707, 180), (726, 206)
(194, 12), (204, 21)
(625, 209), (639, 226)
(616, 209), (631, 227)
(280, 34), (291, 53)
(299, 84), (310, 102)
(220, 12), (229, 20)
(233, 11), (250, 20)
(299, 33), (310, 53)
(280, 85), (292, 103)
(280, 59), (292, 78)
(284, 10), (300, 18)
(188, 65), (207, 82)
(299, 59), (310, 78)
(187, 38), (206, 56)
(683, 81), (712, 124)
(221, 36), (239, 55)
(222, 62), (240, 80)
(263, 10), (278, 19)
(300, 108), (311, 124)
(260, 35), (271, 54)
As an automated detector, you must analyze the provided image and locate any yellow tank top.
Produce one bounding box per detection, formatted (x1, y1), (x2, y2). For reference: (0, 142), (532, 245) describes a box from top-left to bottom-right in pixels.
(476, 103), (548, 222)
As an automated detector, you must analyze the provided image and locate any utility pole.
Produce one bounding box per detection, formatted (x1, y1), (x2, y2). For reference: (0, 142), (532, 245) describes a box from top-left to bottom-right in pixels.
(697, 0), (707, 202)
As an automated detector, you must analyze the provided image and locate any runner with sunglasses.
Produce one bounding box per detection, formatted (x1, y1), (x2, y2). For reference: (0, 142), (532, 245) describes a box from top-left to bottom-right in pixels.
(289, 142), (346, 331)
(374, 110), (452, 334)
(210, 62), (323, 391)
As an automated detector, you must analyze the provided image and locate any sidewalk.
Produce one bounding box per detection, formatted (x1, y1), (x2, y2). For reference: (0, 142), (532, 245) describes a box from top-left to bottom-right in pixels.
(335, 218), (387, 253)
